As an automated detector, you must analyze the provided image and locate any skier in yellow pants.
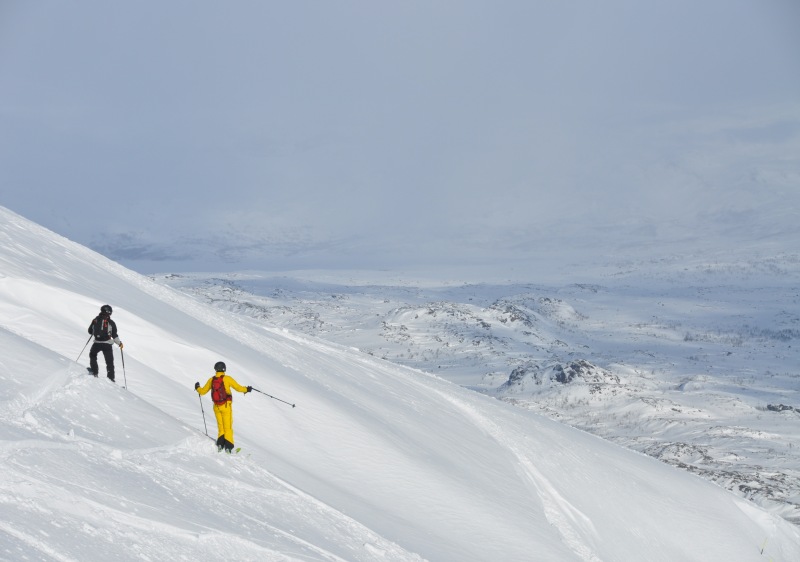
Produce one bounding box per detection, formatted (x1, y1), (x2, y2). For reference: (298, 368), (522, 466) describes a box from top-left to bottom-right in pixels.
(195, 361), (251, 452)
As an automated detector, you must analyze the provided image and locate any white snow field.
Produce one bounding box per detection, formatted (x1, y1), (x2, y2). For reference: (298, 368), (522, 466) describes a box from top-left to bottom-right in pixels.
(157, 256), (800, 530)
(1, 204), (799, 561)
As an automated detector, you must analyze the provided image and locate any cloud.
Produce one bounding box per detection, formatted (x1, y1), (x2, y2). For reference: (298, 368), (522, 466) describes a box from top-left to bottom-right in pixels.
(2, 1), (799, 273)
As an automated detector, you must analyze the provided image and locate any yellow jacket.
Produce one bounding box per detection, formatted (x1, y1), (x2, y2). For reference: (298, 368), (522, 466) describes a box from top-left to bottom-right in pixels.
(197, 372), (248, 403)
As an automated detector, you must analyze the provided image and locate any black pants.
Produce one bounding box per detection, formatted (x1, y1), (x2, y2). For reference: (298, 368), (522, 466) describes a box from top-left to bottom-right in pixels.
(89, 343), (115, 381)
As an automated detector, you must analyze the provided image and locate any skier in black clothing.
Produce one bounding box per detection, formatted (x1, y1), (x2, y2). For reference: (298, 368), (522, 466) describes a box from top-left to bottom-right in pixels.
(87, 304), (124, 382)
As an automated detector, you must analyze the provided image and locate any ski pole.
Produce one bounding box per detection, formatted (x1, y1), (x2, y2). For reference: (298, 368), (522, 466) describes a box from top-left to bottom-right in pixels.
(251, 387), (296, 408)
(76, 335), (92, 362)
(120, 347), (128, 389)
(198, 393), (208, 436)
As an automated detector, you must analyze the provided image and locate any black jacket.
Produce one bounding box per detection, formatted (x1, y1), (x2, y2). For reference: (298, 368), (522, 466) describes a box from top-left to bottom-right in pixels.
(88, 313), (119, 343)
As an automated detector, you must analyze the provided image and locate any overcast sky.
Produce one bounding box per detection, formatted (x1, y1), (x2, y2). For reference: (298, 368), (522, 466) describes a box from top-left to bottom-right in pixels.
(1, 1), (799, 274)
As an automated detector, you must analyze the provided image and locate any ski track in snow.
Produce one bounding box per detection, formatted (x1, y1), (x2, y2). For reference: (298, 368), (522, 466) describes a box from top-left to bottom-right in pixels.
(0, 434), (405, 562)
(298, 337), (604, 560)
(430, 389), (602, 562)
(0, 365), (419, 562)
(0, 519), (78, 562)
(309, 335), (604, 559)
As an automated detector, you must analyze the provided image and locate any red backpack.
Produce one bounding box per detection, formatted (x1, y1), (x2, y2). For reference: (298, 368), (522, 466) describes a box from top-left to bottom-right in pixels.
(211, 375), (230, 405)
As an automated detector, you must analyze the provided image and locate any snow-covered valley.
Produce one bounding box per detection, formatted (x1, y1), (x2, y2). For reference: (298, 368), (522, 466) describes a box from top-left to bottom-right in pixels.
(155, 256), (800, 528)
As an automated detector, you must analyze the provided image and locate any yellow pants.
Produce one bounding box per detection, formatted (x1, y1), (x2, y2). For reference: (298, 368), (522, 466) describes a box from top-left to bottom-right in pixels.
(213, 402), (235, 445)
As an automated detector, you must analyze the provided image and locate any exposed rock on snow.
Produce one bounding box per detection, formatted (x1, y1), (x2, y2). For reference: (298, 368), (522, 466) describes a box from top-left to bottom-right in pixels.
(500, 360), (620, 392)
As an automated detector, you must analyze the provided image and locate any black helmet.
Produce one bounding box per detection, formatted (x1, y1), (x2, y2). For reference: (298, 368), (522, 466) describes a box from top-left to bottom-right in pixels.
(100, 304), (113, 315)
(214, 361), (226, 372)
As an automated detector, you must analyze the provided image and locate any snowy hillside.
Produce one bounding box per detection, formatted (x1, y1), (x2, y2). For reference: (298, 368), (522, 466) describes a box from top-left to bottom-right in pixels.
(157, 260), (800, 529)
(1, 205), (800, 561)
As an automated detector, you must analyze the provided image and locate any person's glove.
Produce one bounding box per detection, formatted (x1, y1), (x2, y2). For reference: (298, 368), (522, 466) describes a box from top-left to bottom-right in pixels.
(119, 342), (124, 349)
(194, 382), (200, 390)
(246, 386), (253, 393)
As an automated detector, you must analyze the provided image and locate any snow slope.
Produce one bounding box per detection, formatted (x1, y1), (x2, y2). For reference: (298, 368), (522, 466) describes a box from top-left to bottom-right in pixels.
(157, 258), (800, 526)
(1, 205), (799, 561)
